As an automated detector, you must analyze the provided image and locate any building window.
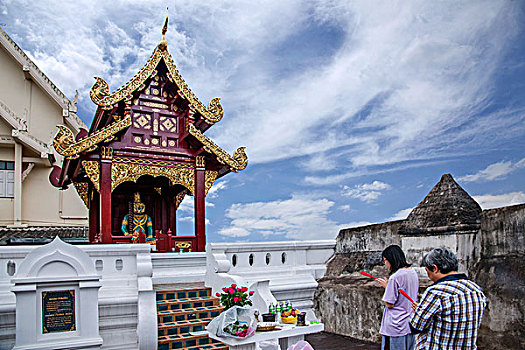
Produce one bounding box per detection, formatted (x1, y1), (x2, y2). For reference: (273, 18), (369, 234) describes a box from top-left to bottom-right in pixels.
(0, 161), (15, 198)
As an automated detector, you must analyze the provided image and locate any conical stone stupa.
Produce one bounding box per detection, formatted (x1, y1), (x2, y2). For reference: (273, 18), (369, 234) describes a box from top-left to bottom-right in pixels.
(401, 173), (482, 235)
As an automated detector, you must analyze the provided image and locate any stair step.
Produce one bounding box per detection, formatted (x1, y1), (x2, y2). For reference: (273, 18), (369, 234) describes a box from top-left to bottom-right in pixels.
(158, 317), (213, 329)
(156, 283), (227, 350)
(156, 288), (211, 301)
(158, 341), (227, 350)
(158, 305), (223, 323)
(186, 344), (228, 350)
(157, 295), (220, 311)
(158, 333), (225, 348)
(158, 318), (212, 337)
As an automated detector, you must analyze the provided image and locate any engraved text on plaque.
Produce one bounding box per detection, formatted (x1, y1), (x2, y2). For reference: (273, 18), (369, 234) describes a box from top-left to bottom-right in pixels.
(42, 290), (76, 333)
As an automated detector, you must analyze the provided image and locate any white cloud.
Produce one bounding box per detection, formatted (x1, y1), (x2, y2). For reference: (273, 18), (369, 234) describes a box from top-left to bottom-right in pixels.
(1, 0), (521, 173)
(473, 191), (525, 209)
(344, 221), (374, 229)
(459, 158), (525, 183)
(178, 196), (193, 213)
(178, 216), (211, 225)
(342, 180), (391, 203)
(338, 204), (351, 211)
(219, 227), (250, 238)
(208, 180), (228, 199)
(218, 195), (344, 240)
(386, 207), (413, 221)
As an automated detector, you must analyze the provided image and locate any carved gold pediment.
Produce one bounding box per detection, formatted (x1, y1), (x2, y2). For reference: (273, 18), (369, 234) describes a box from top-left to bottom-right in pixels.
(53, 116), (131, 159)
(81, 160), (100, 191)
(111, 158), (195, 194)
(89, 47), (223, 125)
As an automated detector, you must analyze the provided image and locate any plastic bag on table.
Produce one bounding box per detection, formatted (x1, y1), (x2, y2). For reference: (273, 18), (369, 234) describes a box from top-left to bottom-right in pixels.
(207, 305), (257, 340)
(287, 340), (314, 350)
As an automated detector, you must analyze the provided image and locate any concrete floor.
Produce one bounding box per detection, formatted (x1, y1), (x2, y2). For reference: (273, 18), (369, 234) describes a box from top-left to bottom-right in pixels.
(305, 332), (380, 350)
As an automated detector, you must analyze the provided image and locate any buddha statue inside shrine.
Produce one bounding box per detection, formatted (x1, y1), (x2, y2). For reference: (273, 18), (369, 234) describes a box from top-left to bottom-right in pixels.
(121, 193), (155, 244)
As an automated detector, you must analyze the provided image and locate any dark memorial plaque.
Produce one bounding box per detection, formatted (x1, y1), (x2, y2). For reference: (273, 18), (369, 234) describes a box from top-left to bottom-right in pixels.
(42, 290), (76, 333)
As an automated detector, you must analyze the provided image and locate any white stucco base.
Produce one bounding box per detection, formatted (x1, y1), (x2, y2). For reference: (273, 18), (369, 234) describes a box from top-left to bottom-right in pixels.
(0, 239), (336, 349)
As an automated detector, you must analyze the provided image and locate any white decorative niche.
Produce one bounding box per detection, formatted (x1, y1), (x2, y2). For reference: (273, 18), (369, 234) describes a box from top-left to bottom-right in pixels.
(11, 236), (102, 350)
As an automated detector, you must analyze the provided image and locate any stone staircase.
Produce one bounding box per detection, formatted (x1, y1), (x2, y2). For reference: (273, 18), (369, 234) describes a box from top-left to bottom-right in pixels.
(156, 283), (228, 350)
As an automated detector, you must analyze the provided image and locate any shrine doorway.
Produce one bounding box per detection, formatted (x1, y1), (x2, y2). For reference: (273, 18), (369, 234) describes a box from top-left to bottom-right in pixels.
(111, 175), (189, 238)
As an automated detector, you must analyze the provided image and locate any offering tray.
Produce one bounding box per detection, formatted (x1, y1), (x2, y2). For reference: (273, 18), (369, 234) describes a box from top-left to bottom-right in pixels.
(256, 322), (280, 331)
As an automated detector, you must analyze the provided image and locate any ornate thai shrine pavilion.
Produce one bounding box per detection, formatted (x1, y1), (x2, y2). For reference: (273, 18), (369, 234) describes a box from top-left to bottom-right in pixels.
(50, 14), (247, 251)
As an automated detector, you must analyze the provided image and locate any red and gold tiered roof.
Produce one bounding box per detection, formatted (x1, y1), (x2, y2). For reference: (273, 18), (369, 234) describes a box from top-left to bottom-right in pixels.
(52, 10), (247, 204)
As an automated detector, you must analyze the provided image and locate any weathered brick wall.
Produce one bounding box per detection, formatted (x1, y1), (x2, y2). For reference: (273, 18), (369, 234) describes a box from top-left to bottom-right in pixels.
(469, 204), (525, 350)
(336, 221), (403, 254)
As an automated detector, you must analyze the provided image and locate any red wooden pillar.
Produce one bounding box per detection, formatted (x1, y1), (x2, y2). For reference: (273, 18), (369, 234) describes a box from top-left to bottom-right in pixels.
(88, 187), (99, 243)
(194, 156), (206, 252)
(170, 199), (177, 235)
(99, 147), (113, 244)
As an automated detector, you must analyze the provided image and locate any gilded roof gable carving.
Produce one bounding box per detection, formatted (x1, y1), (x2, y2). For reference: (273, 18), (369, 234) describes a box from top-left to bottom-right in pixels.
(89, 46), (223, 125)
(52, 12), (247, 176)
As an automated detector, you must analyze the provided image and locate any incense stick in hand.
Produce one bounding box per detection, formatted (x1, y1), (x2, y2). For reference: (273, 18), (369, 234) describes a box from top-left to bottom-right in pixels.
(361, 271), (388, 288)
(360, 271), (378, 279)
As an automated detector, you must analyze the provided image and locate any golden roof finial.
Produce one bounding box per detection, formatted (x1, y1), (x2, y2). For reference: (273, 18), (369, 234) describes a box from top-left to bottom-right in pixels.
(158, 7), (169, 50)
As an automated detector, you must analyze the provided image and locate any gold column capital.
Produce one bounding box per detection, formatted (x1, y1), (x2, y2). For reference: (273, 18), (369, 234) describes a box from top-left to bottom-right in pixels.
(101, 146), (113, 160)
(196, 155), (205, 168)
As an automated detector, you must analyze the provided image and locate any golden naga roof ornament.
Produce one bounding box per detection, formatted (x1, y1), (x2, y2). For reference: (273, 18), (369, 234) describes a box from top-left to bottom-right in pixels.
(188, 124), (248, 172)
(53, 116), (132, 159)
(88, 9), (224, 124)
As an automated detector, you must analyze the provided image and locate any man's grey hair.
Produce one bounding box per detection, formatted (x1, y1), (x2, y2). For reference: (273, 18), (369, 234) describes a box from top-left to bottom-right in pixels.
(421, 247), (458, 273)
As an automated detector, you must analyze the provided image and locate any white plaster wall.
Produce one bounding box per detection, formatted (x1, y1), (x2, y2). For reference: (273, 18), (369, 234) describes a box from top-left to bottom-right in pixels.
(151, 252), (206, 284)
(0, 118), (12, 136)
(0, 45), (27, 119)
(21, 167), (88, 226)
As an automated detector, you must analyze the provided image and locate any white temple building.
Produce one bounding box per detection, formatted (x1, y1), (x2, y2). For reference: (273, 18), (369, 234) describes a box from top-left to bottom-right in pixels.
(0, 28), (87, 236)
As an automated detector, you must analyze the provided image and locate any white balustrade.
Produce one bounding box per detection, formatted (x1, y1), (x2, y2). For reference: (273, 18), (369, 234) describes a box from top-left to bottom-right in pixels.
(0, 239), (336, 349)
(205, 240), (335, 315)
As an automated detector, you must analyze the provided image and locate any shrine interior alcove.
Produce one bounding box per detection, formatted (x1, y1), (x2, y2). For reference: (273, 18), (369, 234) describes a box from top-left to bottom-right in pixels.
(111, 176), (190, 237)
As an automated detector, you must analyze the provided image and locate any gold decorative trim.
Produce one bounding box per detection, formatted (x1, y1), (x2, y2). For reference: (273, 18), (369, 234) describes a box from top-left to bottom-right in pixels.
(188, 124), (248, 172)
(101, 146), (113, 160)
(175, 241), (192, 249)
(196, 155), (205, 168)
(175, 190), (187, 209)
(111, 161), (194, 194)
(143, 101), (168, 109)
(53, 116), (131, 159)
(205, 171), (218, 196)
(82, 161), (100, 191)
(73, 182), (89, 208)
(112, 157), (193, 169)
(89, 47), (223, 124)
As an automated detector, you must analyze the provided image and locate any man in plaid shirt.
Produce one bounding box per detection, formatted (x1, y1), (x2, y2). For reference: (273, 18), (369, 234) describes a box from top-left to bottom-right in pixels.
(410, 247), (486, 349)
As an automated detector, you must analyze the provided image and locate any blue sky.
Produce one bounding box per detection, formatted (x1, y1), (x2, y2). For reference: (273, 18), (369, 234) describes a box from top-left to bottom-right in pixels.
(2, 1), (524, 242)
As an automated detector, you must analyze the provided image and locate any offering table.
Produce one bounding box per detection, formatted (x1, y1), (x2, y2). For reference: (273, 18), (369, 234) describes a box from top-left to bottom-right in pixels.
(208, 322), (324, 350)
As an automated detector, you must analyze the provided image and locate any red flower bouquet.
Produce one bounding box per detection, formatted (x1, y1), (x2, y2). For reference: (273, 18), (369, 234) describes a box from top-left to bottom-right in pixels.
(216, 284), (255, 310)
